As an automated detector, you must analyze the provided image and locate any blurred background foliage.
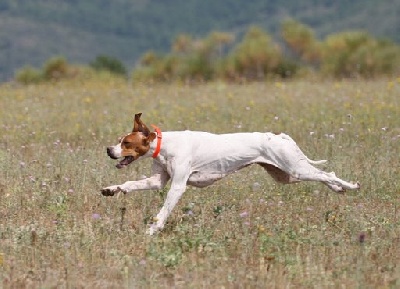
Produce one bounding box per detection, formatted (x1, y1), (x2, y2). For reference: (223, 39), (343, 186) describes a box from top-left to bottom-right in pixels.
(16, 20), (400, 84)
(2, 0), (399, 82)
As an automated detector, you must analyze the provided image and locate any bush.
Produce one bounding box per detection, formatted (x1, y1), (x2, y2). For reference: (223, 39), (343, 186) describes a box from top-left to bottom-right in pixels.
(90, 55), (127, 77)
(42, 56), (69, 80)
(133, 54), (179, 83)
(321, 32), (400, 78)
(226, 26), (282, 80)
(15, 57), (71, 84)
(15, 66), (43, 84)
(133, 31), (235, 83)
(273, 59), (299, 78)
(281, 19), (322, 65)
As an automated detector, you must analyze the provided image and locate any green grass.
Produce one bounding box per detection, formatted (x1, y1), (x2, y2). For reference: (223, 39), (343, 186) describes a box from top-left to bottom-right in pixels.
(1, 78), (399, 288)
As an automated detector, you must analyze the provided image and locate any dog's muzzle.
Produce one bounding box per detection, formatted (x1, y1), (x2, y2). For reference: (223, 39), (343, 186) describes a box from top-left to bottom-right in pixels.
(107, 147), (119, 160)
(107, 146), (135, 169)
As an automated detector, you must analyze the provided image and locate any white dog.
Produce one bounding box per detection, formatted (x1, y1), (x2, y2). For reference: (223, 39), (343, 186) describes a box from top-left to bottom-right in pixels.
(102, 113), (360, 235)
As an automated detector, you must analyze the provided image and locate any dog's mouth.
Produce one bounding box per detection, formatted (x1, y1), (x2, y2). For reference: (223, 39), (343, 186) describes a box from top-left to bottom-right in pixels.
(116, 156), (135, 169)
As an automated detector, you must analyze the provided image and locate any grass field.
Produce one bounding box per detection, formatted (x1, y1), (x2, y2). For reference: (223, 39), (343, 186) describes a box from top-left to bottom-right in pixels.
(1, 77), (399, 288)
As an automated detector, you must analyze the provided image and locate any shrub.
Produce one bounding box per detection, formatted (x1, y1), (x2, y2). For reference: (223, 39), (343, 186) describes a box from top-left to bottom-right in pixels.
(273, 59), (299, 78)
(43, 56), (69, 80)
(321, 31), (400, 78)
(226, 26), (282, 80)
(133, 54), (180, 83)
(133, 31), (235, 83)
(131, 24), (400, 82)
(90, 55), (127, 77)
(176, 54), (214, 81)
(15, 66), (43, 84)
(281, 19), (322, 65)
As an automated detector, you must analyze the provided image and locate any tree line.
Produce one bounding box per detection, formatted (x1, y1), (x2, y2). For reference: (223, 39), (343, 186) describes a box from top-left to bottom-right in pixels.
(15, 20), (400, 84)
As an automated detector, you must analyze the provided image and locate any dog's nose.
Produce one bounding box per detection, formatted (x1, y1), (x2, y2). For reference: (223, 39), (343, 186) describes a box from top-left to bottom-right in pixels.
(107, 147), (119, 159)
(106, 147), (113, 157)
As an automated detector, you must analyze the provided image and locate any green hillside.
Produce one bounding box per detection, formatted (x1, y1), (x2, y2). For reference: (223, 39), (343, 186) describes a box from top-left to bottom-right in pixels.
(0, 0), (399, 81)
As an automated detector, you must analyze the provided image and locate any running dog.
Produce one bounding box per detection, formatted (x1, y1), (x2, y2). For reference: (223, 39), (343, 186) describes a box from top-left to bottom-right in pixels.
(101, 113), (360, 235)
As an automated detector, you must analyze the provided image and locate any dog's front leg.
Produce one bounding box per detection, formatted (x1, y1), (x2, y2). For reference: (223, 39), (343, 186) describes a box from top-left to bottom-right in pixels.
(147, 184), (187, 235)
(101, 171), (170, 196)
(147, 164), (191, 235)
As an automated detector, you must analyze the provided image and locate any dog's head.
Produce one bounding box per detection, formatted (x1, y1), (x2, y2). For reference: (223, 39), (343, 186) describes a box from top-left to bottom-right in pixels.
(106, 113), (157, 169)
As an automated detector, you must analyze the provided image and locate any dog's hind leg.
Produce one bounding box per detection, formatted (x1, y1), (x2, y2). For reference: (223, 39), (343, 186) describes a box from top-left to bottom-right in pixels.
(262, 161), (360, 193)
(259, 163), (300, 184)
(262, 133), (359, 192)
(319, 171), (360, 192)
(291, 165), (360, 193)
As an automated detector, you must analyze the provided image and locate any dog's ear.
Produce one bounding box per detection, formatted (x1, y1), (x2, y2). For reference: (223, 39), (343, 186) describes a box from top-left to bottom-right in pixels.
(133, 113), (150, 136)
(147, 132), (157, 143)
(133, 113), (142, 132)
(143, 132), (157, 146)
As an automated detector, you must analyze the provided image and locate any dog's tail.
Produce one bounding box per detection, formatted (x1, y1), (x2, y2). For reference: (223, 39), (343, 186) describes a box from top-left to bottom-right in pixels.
(306, 157), (328, 165)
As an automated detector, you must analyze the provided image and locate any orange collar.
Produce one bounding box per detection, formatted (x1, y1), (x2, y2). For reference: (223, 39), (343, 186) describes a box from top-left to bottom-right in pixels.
(151, 125), (162, 158)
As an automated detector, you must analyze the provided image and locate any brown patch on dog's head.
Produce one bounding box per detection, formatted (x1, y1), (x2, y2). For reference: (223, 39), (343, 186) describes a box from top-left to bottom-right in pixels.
(112, 113), (156, 169)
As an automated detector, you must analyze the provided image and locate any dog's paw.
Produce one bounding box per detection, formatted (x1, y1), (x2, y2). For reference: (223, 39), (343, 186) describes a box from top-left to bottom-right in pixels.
(330, 184), (345, 194)
(146, 224), (160, 236)
(101, 185), (123, 196)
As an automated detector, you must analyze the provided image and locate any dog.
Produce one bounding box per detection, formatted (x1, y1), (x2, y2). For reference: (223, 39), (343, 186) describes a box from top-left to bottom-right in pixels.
(101, 113), (360, 235)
